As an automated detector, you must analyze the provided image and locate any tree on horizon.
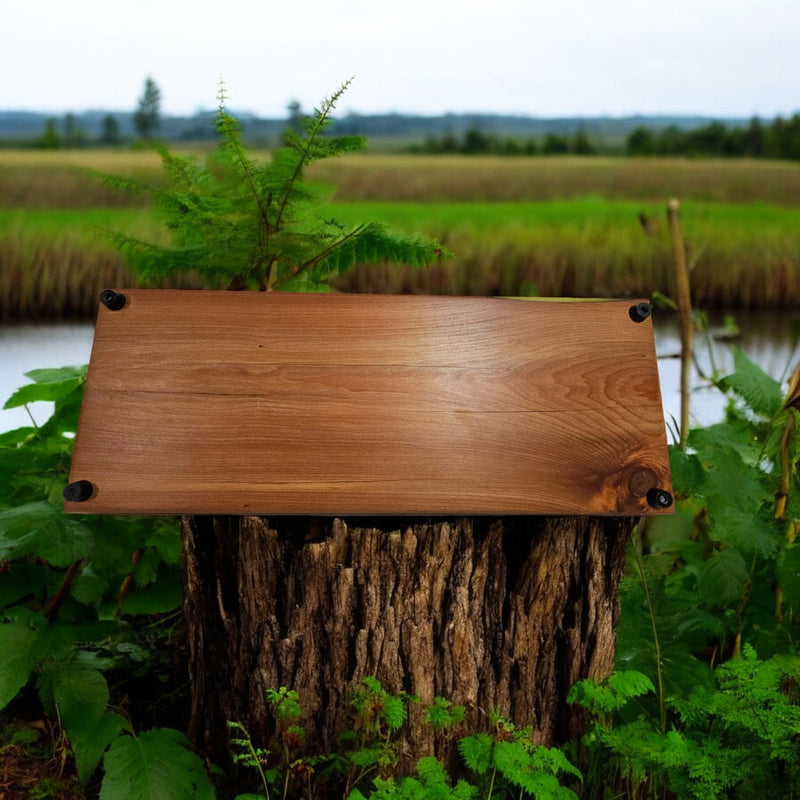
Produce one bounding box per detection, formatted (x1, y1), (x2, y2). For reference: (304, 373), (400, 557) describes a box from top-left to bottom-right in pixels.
(134, 76), (161, 139)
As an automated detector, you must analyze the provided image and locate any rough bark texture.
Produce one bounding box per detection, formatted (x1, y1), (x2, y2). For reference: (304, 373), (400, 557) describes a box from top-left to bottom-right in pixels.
(181, 515), (633, 792)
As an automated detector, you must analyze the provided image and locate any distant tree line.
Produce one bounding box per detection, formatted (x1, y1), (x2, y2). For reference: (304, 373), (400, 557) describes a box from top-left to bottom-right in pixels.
(625, 115), (800, 159)
(31, 77), (161, 149)
(33, 112), (123, 148)
(412, 114), (800, 160)
(410, 126), (595, 156)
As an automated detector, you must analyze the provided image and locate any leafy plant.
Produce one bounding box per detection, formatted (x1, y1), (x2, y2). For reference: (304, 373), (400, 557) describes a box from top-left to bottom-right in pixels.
(577, 329), (800, 798)
(98, 79), (449, 292)
(617, 346), (799, 696)
(101, 728), (213, 800)
(456, 712), (580, 800)
(0, 366), (192, 793)
(570, 650), (800, 800)
(230, 682), (580, 800)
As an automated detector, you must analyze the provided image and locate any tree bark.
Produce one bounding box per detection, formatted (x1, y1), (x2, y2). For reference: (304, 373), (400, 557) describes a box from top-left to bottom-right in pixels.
(181, 514), (633, 793)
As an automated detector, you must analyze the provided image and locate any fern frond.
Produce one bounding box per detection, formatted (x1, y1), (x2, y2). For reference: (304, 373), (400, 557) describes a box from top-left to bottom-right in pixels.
(274, 223), (449, 291)
(273, 78), (358, 233)
(99, 79), (451, 293)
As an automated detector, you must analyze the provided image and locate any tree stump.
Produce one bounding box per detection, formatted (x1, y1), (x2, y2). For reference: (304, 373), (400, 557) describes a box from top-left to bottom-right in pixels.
(181, 513), (633, 793)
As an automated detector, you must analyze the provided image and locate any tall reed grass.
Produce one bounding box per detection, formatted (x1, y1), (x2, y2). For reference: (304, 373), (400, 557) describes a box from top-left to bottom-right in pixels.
(329, 201), (800, 308)
(0, 210), (199, 321)
(313, 155), (800, 206)
(3, 150), (800, 207)
(1, 150), (799, 318)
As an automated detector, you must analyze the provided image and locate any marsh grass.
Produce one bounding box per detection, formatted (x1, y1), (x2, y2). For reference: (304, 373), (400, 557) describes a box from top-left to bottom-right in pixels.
(1, 149), (800, 318)
(0, 209), (199, 320)
(313, 154), (800, 206)
(3, 150), (800, 207)
(329, 200), (800, 307)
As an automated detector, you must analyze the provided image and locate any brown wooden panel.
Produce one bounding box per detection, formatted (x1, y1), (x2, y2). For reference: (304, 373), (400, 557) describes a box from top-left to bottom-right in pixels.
(65, 291), (672, 516)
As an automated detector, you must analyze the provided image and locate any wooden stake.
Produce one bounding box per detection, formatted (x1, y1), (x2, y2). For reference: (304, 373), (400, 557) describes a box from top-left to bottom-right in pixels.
(667, 198), (694, 448)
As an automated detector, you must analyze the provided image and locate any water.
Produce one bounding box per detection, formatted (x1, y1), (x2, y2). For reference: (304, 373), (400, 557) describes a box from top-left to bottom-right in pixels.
(1, 313), (798, 434)
(0, 323), (96, 431)
(656, 311), (799, 433)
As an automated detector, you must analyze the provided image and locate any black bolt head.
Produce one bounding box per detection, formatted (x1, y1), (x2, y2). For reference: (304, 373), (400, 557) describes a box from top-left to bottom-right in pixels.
(629, 302), (653, 323)
(99, 289), (126, 311)
(63, 480), (94, 502)
(646, 488), (673, 509)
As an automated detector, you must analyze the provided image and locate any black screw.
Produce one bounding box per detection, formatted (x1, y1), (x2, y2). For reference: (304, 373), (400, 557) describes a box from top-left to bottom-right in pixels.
(646, 488), (673, 509)
(63, 480), (94, 503)
(99, 289), (126, 311)
(629, 302), (652, 323)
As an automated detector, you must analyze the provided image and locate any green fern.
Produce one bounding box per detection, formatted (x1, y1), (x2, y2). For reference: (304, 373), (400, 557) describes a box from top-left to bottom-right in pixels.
(567, 670), (655, 717)
(572, 648), (800, 800)
(99, 80), (449, 291)
(458, 715), (580, 800)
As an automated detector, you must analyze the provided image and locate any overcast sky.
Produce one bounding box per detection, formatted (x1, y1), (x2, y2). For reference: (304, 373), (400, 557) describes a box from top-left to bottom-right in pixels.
(4, 0), (798, 119)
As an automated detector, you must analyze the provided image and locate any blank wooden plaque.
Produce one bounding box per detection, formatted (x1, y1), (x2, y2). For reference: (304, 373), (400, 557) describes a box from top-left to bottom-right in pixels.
(64, 291), (672, 516)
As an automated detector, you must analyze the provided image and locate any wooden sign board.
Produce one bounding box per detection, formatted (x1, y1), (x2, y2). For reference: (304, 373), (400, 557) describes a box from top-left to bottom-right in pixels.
(64, 290), (673, 516)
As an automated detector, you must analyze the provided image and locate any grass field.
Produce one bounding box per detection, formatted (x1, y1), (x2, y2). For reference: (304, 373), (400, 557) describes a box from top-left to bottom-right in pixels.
(1, 149), (799, 319)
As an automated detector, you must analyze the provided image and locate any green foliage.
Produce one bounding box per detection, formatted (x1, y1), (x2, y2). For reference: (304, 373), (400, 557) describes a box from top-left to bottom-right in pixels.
(99, 80), (449, 292)
(37, 657), (127, 780)
(361, 757), (477, 799)
(101, 728), (214, 800)
(231, 683), (580, 800)
(617, 346), (799, 702)
(456, 714), (580, 800)
(567, 671), (655, 717)
(571, 650), (800, 799)
(579, 340), (800, 798)
(0, 367), (186, 790)
(425, 696), (466, 730)
(626, 114), (800, 160)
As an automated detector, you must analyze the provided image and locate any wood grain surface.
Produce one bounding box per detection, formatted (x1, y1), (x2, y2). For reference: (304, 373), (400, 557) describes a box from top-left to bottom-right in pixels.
(65, 291), (672, 515)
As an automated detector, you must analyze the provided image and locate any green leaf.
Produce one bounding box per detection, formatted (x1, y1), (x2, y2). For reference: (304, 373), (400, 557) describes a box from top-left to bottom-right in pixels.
(606, 670), (656, 700)
(719, 348), (783, 419)
(71, 569), (109, 605)
(668, 447), (705, 496)
(37, 662), (125, 782)
(38, 662), (109, 728)
(349, 746), (384, 767)
(567, 671), (654, 713)
(0, 621), (50, 709)
(3, 367), (85, 409)
(777, 545), (800, 617)
(493, 741), (578, 798)
(101, 728), (214, 800)
(71, 711), (128, 785)
(458, 732), (493, 774)
(118, 566), (183, 615)
(694, 443), (779, 557)
(0, 562), (50, 610)
(0, 502), (94, 566)
(698, 549), (749, 605)
(382, 693), (407, 730)
(425, 697), (466, 730)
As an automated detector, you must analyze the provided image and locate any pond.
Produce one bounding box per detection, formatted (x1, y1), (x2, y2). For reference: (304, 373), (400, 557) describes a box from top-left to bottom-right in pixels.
(1, 310), (798, 434)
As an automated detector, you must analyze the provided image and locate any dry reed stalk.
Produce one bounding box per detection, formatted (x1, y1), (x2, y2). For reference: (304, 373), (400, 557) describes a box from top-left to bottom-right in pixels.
(667, 198), (694, 448)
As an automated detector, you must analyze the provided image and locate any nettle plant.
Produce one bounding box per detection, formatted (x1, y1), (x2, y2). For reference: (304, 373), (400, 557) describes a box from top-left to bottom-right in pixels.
(568, 340), (800, 799)
(0, 368), (209, 797)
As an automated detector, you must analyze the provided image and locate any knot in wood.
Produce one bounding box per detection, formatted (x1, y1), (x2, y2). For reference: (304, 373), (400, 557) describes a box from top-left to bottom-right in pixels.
(627, 466), (658, 499)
